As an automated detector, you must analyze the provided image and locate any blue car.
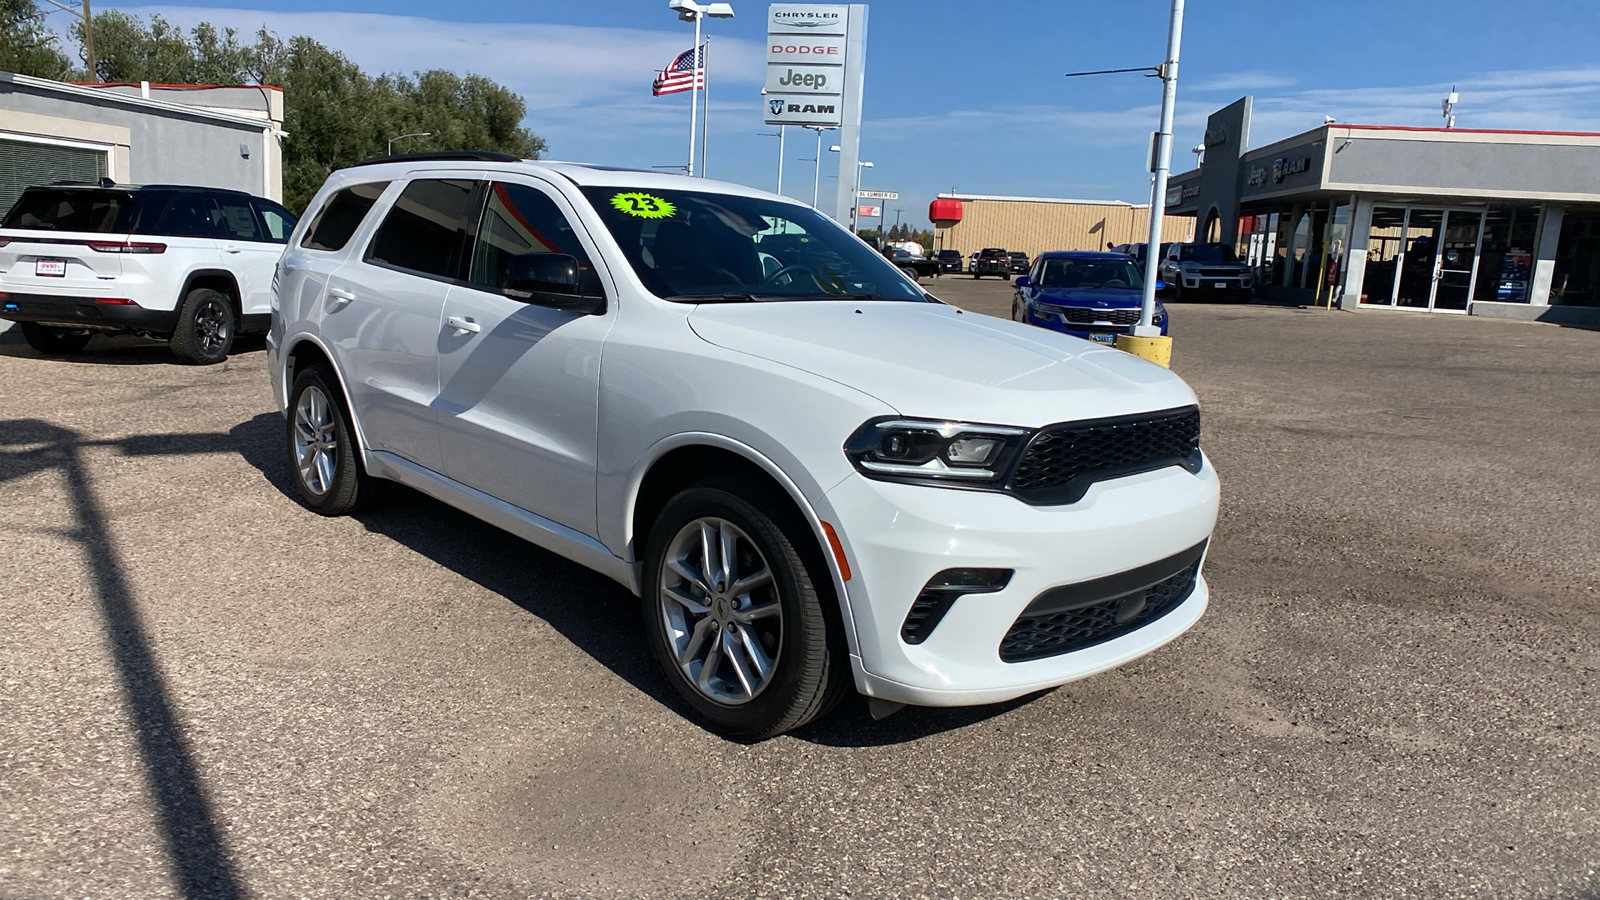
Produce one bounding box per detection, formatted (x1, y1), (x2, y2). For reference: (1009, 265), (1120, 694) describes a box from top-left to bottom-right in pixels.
(1011, 251), (1168, 345)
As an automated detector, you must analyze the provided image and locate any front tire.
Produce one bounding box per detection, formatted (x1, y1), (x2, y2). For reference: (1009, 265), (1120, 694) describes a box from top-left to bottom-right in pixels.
(286, 365), (378, 516)
(170, 287), (236, 365)
(20, 322), (92, 355)
(643, 476), (847, 740)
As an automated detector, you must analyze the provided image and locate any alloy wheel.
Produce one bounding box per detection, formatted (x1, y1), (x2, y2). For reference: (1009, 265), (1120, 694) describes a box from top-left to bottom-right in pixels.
(293, 385), (338, 496)
(195, 298), (230, 353)
(658, 517), (782, 705)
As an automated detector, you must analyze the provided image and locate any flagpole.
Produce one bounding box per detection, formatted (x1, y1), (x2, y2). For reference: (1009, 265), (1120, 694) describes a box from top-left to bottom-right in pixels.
(700, 36), (710, 177)
(687, 14), (701, 176)
(776, 125), (785, 194)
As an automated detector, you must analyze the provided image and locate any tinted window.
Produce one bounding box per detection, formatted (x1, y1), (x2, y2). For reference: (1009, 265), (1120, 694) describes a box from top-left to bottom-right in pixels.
(254, 200), (296, 243)
(214, 196), (261, 240)
(301, 181), (390, 252)
(579, 185), (925, 303)
(469, 182), (600, 295)
(1178, 243), (1239, 262)
(157, 194), (222, 238)
(1036, 257), (1145, 290)
(367, 179), (479, 280)
(2, 188), (137, 232)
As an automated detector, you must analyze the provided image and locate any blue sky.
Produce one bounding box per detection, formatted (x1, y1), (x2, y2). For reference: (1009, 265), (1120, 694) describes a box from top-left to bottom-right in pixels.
(66, 0), (1600, 225)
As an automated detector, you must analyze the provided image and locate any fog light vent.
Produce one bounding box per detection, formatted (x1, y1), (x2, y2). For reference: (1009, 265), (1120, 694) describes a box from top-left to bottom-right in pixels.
(900, 568), (1013, 645)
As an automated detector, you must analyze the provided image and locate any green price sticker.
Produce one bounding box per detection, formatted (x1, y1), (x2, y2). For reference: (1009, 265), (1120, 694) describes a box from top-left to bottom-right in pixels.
(610, 192), (676, 219)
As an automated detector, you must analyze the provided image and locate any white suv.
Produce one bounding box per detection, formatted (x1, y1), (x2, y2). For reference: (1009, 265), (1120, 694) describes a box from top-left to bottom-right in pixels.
(0, 182), (296, 363)
(268, 153), (1220, 739)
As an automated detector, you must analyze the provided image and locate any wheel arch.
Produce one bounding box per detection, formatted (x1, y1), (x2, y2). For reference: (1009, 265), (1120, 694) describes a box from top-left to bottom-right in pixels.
(181, 269), (243, 320)
(625, 435), (860, 655)
(281, 334), (372, 461)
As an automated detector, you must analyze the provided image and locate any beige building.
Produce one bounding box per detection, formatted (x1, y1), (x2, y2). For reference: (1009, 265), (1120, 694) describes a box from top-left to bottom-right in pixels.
(934, 193), (1193, 258)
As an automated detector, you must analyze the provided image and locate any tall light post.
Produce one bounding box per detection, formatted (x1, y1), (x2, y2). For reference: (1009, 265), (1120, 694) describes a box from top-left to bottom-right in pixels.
(388, 132), (430, 155)
(1136, 0), (1184, 339)
(801, 125), (832, 207)
(668, 0), (734, 177)
(831, 145), (872, 233)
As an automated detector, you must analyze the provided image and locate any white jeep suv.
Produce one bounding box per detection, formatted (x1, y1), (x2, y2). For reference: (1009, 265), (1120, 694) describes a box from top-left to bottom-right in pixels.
(0, 182), (296, 363)
(268, 152), (1220, 739)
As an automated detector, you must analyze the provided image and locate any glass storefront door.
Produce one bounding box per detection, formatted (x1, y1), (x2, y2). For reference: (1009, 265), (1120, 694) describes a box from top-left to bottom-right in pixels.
(1361, 206), (1485, 312)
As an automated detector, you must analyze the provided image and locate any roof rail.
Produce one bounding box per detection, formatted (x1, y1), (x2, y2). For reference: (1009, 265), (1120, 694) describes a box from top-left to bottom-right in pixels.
(49, 178), (120, 188)
(346, 150), (523, 169)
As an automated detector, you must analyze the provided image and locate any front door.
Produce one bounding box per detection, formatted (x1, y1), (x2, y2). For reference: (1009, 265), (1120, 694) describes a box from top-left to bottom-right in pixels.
(1432, 210), (1483, 312)
(434, 178), (614, 539)
(1363, 207), (1484, 312)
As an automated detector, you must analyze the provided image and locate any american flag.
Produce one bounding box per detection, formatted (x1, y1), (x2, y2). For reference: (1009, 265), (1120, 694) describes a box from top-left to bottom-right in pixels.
(652, 44), (705, 96)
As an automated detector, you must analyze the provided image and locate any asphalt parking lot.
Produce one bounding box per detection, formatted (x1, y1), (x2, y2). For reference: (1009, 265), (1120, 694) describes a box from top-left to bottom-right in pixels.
(1, 282), (1596, 899)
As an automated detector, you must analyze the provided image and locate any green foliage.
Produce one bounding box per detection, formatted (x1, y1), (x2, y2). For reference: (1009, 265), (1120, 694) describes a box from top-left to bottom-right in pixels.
(0, 0), (73, 79)
(5, 6), (546, 212)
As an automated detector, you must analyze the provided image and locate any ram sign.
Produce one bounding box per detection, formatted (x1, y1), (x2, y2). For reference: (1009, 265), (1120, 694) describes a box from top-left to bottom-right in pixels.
(764, 3), (850, 126)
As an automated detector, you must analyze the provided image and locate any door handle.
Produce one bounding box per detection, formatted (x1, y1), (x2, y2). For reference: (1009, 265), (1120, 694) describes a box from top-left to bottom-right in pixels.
(446, 315), (481, 335)
(328, 287), (355, 308)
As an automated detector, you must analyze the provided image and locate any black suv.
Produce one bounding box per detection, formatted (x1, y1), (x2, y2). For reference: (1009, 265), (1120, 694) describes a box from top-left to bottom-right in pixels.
(936, 249), (965, 273)
(974, 247), (1011, 279)
(1009, 251), (1030, 274)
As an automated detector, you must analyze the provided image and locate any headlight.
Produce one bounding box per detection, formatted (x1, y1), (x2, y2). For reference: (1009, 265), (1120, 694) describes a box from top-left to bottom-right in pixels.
(1153, 303), (1167, 324)
(845, 418), (1030, 488)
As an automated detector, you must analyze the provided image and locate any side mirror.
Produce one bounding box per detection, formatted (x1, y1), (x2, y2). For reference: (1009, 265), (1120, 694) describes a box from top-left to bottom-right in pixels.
(1013, 275), (1031, 287)
(502, 252), (605, 314)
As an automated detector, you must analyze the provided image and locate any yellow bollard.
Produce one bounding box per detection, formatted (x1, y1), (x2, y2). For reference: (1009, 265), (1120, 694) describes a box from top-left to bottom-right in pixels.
(1114, 333), (1173, 368)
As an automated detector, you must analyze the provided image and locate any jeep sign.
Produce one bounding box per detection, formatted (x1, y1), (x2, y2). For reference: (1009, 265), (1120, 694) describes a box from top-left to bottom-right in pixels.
(764, 65), (840, 95)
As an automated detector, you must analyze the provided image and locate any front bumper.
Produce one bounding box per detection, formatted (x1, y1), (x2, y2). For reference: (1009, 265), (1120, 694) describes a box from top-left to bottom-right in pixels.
(824, 455), (1219, 707)
(0, 291), (178, 335)
(1027, 308), (1168, 339)
(1179, 273), (1253, 295)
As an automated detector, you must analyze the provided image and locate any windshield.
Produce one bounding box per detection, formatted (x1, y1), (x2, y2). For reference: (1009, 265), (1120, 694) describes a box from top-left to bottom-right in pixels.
(1179, 243), (1238, 262)
(579, 186), (926, 302)
(1035, 257), (1146, 290)
(2, 189), (137, 232)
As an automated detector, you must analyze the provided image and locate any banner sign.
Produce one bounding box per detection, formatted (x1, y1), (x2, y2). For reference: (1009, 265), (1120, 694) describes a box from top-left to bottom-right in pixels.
(857, 205), (879, 217)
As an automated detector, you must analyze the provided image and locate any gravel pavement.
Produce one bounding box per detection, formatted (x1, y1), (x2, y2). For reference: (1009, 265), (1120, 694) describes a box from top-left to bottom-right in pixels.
(1, 281), (1596, 898)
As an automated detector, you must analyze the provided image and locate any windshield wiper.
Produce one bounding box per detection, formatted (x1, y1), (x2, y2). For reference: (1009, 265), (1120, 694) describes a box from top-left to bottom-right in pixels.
(667, 293), (763, 303)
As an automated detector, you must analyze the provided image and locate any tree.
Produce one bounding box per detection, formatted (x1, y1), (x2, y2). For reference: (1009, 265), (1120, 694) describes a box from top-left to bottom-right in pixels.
(1, 0), (72, 79)
(35, 10), (547, 212)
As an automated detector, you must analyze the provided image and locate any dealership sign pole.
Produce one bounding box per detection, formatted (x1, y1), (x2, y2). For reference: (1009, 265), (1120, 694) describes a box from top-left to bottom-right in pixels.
(764, 3), (865, 221)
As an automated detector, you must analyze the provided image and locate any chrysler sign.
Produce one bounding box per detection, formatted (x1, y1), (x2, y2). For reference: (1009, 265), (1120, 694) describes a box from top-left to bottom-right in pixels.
(768, 3), (847, 34)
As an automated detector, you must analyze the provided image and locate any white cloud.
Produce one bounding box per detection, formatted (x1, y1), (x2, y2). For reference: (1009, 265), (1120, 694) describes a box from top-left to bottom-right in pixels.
(110, 5), (765, 111)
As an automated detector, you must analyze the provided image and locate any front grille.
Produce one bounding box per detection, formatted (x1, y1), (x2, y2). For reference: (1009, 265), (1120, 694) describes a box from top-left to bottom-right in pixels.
(1197, 268), (1241, 277)
(1053, 306), (1141, 326)
(1006, 406), (1201, 505)
(999, 544), (1205, 663)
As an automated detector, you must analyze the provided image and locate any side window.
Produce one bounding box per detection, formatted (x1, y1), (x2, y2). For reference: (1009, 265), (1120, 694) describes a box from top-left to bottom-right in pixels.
(213, 196), (261, 240)
(157, 194), (222, 238)
(300, 181), (390, 252)
(468, 182), (600, 295)
(366, 179), (480, 280)
(254, 200), (297, 244)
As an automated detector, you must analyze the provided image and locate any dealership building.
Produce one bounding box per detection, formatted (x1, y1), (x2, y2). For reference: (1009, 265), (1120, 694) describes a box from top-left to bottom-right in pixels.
(1165, 97), (1600, 321)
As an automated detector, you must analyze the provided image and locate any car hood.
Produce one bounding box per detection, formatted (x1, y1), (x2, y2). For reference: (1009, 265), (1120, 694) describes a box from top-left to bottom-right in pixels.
(686, 301), (1195, 426)
(1033, 287), (1145, 308)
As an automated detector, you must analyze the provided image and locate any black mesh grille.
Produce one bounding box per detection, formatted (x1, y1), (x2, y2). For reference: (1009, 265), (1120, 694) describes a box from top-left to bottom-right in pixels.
(999, 557), (1201, 663)
(1006, 407), (1200, 505)
(1053, 306), (1141, 326)
(1197, 268), (1241, 277)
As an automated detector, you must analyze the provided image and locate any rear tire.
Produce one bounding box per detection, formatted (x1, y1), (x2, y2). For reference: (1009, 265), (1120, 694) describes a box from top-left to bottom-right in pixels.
(20, 323), (92, 355)
(286, 364), (378, 516)
(642, 476), (848, 740)
(170, 287), (236, 365)
(900, 265), (920, 282)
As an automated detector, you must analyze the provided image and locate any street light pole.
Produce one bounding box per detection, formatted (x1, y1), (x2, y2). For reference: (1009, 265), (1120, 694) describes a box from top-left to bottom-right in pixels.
(388, 132), (431, 155)
(688, 11), (701, 176)
(1137, 0), (1184, 335)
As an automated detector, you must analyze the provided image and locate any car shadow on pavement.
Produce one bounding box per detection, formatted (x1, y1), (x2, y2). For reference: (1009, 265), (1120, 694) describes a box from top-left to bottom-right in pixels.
(0, 419), (244, 900)
(229, 411), (1055, 746)
(0, 335), (267, 366)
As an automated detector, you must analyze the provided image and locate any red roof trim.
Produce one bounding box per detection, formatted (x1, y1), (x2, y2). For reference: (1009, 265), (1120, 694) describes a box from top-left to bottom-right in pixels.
(71, 81), (283, 92)
(1336, 123), (1600, 138)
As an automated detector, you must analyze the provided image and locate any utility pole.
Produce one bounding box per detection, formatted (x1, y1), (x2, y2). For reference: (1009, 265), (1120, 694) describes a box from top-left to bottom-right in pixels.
(81, 0), (95, 77)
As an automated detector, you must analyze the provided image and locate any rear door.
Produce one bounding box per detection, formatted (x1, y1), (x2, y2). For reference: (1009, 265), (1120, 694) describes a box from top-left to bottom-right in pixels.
(210, 193), (282, 317)
(434, 177), (613, 536)
(323, 175), (483, 473)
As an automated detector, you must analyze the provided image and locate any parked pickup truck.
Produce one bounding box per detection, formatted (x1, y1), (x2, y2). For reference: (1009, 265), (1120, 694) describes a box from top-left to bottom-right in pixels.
(973, 247), (1011, 279)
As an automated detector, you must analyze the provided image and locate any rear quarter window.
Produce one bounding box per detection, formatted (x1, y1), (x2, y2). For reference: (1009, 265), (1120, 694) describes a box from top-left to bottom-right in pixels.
(300, 181), (391, 252)
(1, 189), (137, 232)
